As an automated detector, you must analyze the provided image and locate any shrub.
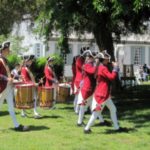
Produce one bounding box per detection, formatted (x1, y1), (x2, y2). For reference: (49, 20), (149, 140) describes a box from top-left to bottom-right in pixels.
(7, 54), (21, 70)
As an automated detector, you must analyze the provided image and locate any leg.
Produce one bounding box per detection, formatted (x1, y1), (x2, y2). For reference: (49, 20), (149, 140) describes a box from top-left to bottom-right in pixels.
(6, 85), (20, 128)
(104, 99), (119, 130)
(74, 94), (79, 114)
(21, 109), (26, 117)
(84, 111), (99, 132)
(77, 104), (85, 125)
(77, 91), (86, 125)
(73, 84), (80, 114)
(97, 111), (104, 123)
(33, 87), (40, 117)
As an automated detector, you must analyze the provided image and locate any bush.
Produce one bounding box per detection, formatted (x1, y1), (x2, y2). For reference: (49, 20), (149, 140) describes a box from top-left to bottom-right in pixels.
(7, 54), (21, 70)
(31, 54), (64, 82)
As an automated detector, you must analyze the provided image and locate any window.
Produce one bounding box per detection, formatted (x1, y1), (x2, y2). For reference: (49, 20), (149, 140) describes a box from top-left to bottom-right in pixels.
(35, 43), (41, 57)
(66, 44), (73, 65)
(131, 46), (145, 65)
(134, 48), (142, 65)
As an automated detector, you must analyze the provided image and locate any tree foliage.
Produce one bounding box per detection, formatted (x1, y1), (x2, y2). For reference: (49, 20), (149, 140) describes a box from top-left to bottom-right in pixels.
(0, 0), (150, 59)
(0, 35), (28, 54)
(32, 0), (150, 60)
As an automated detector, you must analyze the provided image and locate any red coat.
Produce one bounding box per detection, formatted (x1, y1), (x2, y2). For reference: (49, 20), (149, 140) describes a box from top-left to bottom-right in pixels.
(74, 56), (84, 90)
(21, 66), (33, 84)
(0, 57), (8, 93)
(94, 64), (117, 108)
(80, 61), (96, 100)
(71, 64), (76, 93)
(44, 66), (54, 87)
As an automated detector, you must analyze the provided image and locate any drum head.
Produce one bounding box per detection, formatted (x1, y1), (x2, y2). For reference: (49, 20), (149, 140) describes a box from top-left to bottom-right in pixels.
(16, 84), (34, 88)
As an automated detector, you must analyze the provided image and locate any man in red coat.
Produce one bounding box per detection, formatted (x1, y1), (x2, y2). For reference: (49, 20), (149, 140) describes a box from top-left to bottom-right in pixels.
(77, 50), (97, 125)
(73, 47), (86, 114)
(77, 51), (108, 126)
(20, 55), (41, 118)
(44, 56), (58, 87)
(84, 50), (126, 133)
(44, 56), (58, 107)
(0, 41), (29, 131)
(71, 55), (78, 95)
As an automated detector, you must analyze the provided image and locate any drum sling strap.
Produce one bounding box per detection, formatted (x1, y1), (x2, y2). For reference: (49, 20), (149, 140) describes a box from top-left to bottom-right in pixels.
(0, 58), (11, 78)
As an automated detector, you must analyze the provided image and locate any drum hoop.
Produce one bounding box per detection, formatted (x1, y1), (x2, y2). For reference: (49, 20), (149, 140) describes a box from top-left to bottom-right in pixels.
(59, 86), (70, 88)
(16, 84), (35, 88)
(42, 87), (53, 90)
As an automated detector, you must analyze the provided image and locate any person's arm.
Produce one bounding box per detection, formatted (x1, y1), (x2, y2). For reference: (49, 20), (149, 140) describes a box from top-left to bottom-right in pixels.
(99, 65), (118, 81)
(44, 66), (58, 83)
(83, 63), (97, 74)
(0, 60), (13, 82)
(27, 69), (35, 83)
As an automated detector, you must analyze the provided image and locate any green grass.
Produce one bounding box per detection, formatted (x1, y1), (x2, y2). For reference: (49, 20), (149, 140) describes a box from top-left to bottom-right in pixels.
(0, 98), (150, 150)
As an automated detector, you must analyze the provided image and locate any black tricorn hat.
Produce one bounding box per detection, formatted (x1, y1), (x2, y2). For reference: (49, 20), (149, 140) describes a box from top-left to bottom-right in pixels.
(82, 50), (94, 58)
(23, 55), (35, 61)
(47, 56), (55, 62)
(0, 41), (10, 51)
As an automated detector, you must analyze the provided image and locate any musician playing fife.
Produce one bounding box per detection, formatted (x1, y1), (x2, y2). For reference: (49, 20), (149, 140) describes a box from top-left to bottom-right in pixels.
(20, 55), (41, 118)
(0, 41), (29, 131)
(84, 50), (127, 133)
(77, 50), (108, 126)
(73, 47), (86, 114)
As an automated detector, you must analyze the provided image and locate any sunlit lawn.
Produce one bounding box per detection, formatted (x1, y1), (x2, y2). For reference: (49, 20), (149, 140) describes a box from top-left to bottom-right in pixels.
(0, 83), (150, 150)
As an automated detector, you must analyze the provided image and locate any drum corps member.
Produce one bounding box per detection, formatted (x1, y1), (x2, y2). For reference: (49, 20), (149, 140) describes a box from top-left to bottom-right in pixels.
(73, 47), (86, 114)
(11, 63), (21, 80)
(71, 55), (78, 95)
(0, 41), (29, 131)
(20, 55), (41, 118)
(84, 50), (126, 133)
(77, 50), (105, 125)
(44, 56), (58, 87)
(44, 56), (58, 104)
(77, 50), (97, 126)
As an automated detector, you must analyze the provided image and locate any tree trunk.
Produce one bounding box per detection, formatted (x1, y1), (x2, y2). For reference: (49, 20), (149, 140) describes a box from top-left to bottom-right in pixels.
(93, 23), (115, 61)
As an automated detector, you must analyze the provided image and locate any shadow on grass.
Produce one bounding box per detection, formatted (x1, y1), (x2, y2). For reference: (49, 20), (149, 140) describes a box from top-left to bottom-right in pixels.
(41, 115), (63, 119)
(116, 99), (150, 128)
(25, 115), (63, 119)
(58, 106), (74, 110)
(29, 125), (50, 131)
(9, 125), (50, 132)
(0, 111), (9, 116)
(0, 111), (19, 116)
(103, 127), (137, 134)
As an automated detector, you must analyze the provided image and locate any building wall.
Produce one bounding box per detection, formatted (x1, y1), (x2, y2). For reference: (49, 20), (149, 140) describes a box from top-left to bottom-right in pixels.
(16, 21), (150, 77)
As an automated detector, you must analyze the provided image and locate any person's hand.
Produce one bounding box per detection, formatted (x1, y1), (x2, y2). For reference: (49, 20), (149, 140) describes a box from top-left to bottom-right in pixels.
(95, 59), (100, 66)
(112, 61), (118, 67)
(7, 77), (13, 83)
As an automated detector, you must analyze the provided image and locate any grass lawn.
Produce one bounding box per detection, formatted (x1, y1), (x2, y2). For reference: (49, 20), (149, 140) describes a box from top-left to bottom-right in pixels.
(0, 87), (150, 150)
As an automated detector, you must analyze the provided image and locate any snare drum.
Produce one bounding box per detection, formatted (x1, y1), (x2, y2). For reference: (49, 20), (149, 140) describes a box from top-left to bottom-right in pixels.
(56, 83), (70, 103)
(39, 87), (54, 108)
(15, 84), (35, 109)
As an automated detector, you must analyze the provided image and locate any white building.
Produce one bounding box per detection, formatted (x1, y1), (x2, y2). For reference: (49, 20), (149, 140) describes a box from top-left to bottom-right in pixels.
(13, 21), (150, 78)
(12, 20), (46, 58)
(115, 33), (150, 74)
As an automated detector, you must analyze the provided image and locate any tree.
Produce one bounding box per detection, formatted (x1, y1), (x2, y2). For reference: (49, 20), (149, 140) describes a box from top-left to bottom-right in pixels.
(32, 0), (150, 60)
(0, 0), (150, 60)
(0, 0), (37, 34)
(0, 35), (29, 54)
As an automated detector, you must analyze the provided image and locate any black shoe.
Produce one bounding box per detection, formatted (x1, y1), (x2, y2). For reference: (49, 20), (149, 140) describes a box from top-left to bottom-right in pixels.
(98, 120), (112, 126)
(84, 129), (92, 134)
(77, 122), (85, 127)
(14, 124), (29, 132)
(115, 127), (129, 133)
